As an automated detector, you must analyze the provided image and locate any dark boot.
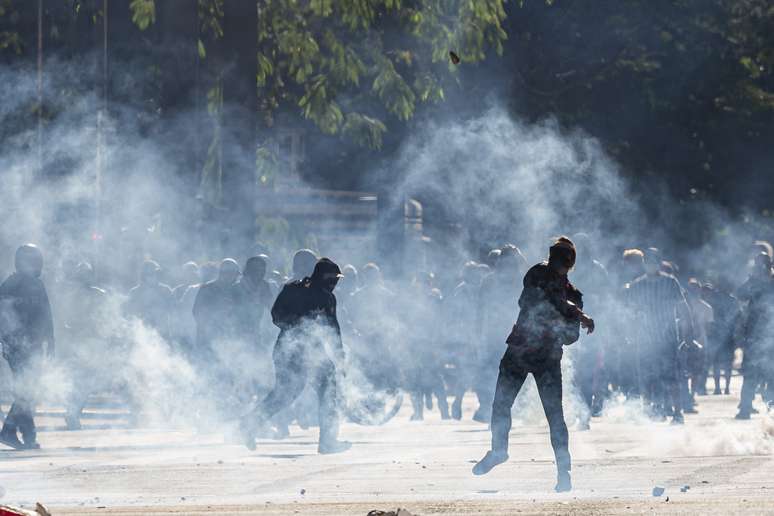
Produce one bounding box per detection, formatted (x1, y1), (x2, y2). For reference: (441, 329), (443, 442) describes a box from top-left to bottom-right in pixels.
(0, 427), (23, 450)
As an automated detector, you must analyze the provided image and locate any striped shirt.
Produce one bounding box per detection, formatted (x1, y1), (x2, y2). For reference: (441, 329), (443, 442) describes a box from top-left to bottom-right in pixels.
(624, 271), (687, 349)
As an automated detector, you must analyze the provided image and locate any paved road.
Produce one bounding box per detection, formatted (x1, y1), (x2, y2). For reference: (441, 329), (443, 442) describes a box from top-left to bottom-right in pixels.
(1, 377), (774, 515)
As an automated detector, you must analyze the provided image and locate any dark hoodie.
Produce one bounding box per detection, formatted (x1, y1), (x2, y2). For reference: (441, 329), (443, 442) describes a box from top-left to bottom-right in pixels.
(0, 272), (54, 361)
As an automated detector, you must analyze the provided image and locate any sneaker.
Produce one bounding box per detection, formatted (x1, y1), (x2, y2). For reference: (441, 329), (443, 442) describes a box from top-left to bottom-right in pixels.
(472, 450), (508, 476)
(318, 440), (352, 454)
(0, 431), (24, 450)
(22, 440), (41, 450)
(555, 470), (572, 493)
(735, 411), (751, 420)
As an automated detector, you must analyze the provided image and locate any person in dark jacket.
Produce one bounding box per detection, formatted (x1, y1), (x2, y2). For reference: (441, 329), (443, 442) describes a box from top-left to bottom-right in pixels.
(0, 244), (55, 450)
(241, 258), (350, 454)
(233, 256), (273, 345)
(192, 258), (241, 362)
(735, 252), (774, 419)
(624, 248), (692, 424)
(472, 237), (594, 493)
(57, 261), (110, 430)
(125, 260), (174, 337)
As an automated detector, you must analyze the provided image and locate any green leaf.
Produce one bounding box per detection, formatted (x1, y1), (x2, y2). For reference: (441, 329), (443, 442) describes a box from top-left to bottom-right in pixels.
(129, 0), (156, 31)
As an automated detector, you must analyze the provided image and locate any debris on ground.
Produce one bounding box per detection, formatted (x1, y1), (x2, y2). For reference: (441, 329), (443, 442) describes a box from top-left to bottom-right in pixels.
(367, 509), (416, 516)
(681, 485), (690, 493)
(652, 486), (665, 497)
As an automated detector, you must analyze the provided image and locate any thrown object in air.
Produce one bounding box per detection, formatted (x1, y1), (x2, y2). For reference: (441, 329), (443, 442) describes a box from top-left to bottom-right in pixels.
(449, 51), (460, 65)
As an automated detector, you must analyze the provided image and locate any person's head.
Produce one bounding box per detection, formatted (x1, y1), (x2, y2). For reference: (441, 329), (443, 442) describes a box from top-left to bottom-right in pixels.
(310, 257), (343, 293)
(753, 251), (772, 278)
(15, 243), (43, 278)
(485, 248), (502, 268)
(753, 240), (773, 260)
(338, 264), (359, 295)
(218, 258), (240, 285)
(548, 236), (576, 275)
(199, 261), (219, 284)
(687, 277), (703, 298)
(499, 245), (527, 276)
(461, 260), (479, 285)
(74, 261), (95, 287)
(292, 249), (318, 279)
(361, 262), (382, 287)
(643, 248), (662, 276)
(139, 260), (161, 285)
(622, 248), (645, 280)
(181, 261), (199, 285)
(243, 256), (268, 285)
(476, 263), (491, 282)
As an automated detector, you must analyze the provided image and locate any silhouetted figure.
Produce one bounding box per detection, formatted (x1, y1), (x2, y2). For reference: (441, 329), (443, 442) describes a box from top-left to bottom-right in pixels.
(125, 260), (174, 337)
(192, 259), (241, 364)
(177, 262), (218, 356)
(613, 248), (647, 397)
(172, 261), (200, 301)
(349, 263), (401, 390)
(473, 246), (526, 423)
(569, 233), (610, 429)
(234, 256), (273, 345)
(447, 261), (481, 419)
(685, 278), (713, 402)
(0, 244), (54, 450)
(624, 248), (692, 424)
(57, 262), (110, 430)
(702, 282), (739, 395)
(241, 258), (350, 454)
(473, 237), (594, 493)
(291, 249), (318, 281)
(735, 252), (774, 419)
(406, 272), (449, 421)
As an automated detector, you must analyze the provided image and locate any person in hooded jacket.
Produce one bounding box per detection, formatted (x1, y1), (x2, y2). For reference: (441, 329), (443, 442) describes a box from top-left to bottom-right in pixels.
(0, 244), (54, 450)
(241, 258), (350, 454)
(192, 259), (241, 362)
(473, 237), (594, 493)
(125, 260), (174, 338)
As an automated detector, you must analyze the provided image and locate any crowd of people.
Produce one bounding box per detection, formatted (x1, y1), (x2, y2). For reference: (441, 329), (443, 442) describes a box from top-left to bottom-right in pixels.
(0, 233), (772, 491)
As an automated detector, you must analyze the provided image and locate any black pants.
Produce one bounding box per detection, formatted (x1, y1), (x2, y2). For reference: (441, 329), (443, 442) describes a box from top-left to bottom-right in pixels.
(739, 360), (773, 414)
(2, 352), (38, 443)
(490, 346), (570, 472)
(246, 339), (339, 444)
(639, 346), (682, 417)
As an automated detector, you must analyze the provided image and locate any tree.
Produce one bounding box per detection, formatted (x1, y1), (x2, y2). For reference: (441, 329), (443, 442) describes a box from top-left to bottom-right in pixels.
(130, 0), (508, 150)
